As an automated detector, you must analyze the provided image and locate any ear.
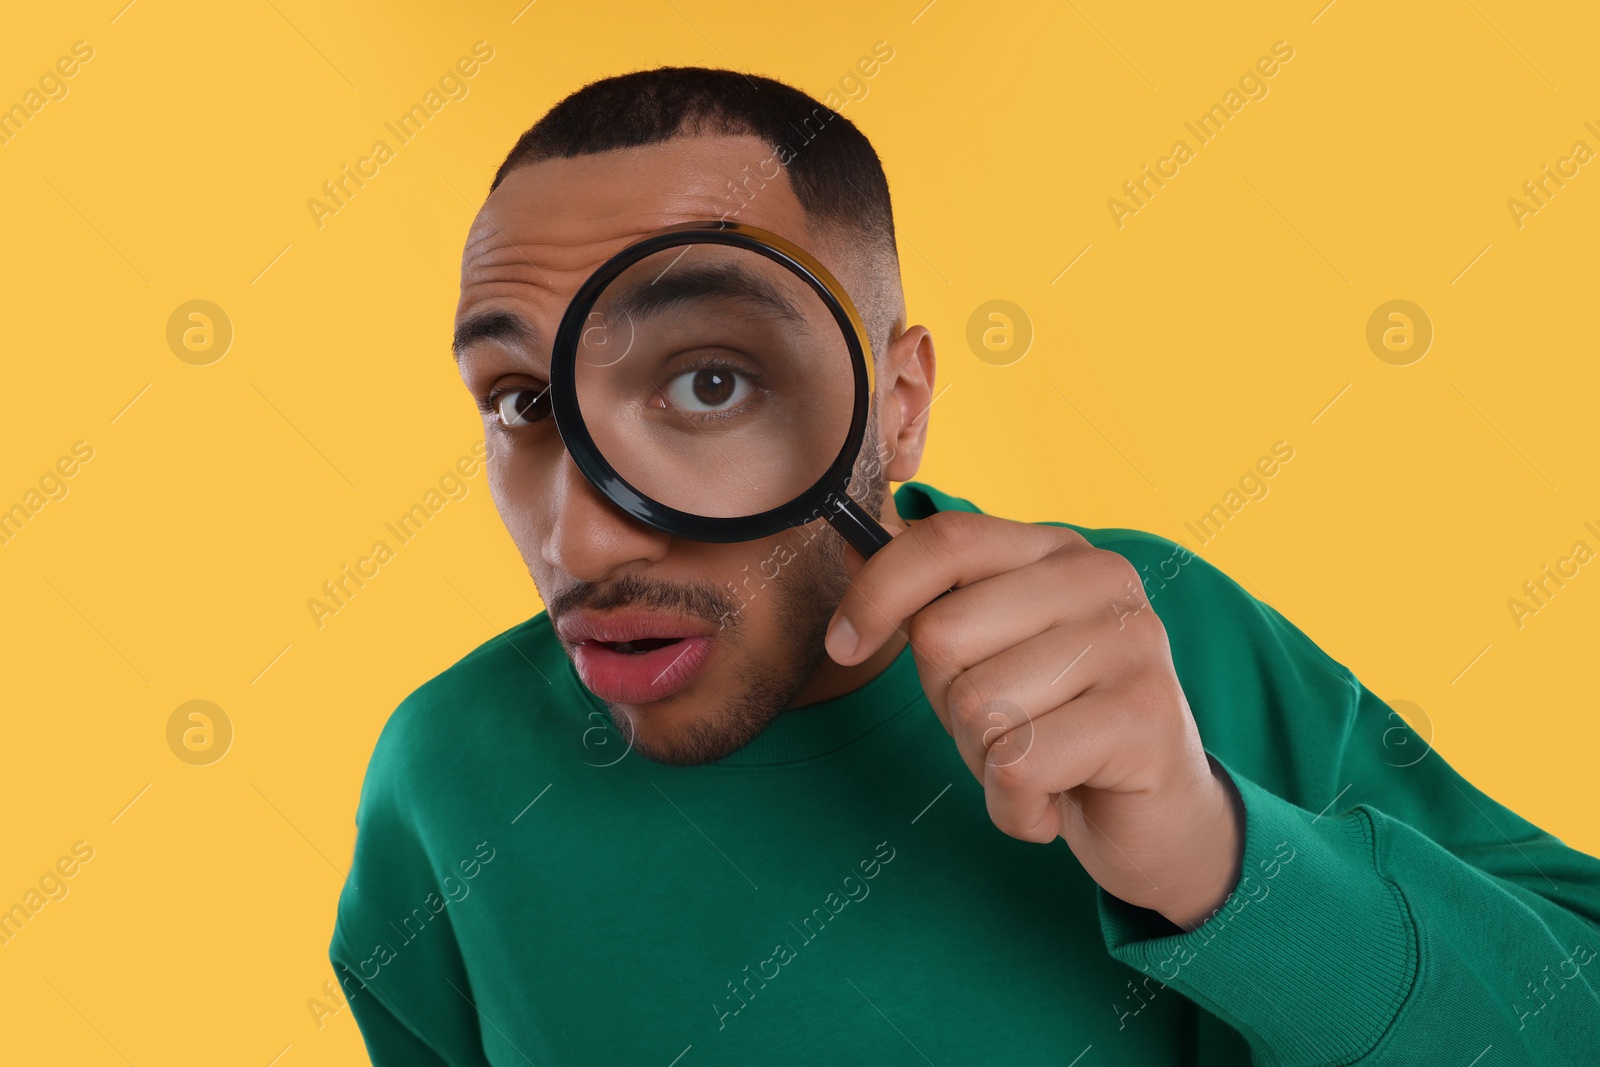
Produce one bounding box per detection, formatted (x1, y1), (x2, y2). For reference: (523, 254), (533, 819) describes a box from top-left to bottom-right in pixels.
(876, 323), (936, 484)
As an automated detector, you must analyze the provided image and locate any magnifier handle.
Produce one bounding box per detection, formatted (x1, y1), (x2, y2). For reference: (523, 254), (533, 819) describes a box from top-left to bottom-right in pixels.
(827, 495), (894, 559)
(827, 495), (959, 603)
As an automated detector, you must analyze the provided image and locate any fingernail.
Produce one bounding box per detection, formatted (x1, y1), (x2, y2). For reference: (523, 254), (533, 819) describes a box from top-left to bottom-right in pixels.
(827, 616), (859, 662)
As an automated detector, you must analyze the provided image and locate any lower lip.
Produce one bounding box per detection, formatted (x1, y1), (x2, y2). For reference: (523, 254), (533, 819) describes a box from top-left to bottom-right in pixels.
(572, 636), (715, 704)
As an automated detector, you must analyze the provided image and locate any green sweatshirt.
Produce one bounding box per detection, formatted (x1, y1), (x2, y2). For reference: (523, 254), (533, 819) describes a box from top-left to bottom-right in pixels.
(329, 481), (1600, 1065)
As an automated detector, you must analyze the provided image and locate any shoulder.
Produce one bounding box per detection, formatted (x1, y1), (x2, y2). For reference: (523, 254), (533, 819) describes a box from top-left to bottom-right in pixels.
(902, 481), (1359, 730)
(354, 612), (571, 824)
(1057, 519), (1355, 689)
(1057, 521), (1365, 783)
(336, 612), (572, 935)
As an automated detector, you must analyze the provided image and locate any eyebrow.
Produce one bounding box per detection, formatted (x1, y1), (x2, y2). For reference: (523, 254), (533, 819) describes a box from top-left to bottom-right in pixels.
(603, 259), (810, 329)
(452, 308), (542, 363)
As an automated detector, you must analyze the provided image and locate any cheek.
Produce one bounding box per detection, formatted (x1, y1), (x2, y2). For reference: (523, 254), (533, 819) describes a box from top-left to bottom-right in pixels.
(706, 541), (787, 629)
(487, 445), (550, 557)
(747, 526), (846, 633)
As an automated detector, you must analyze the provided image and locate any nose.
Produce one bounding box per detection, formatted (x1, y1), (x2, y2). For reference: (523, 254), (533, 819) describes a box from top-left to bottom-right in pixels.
(541, 449), (670, 582)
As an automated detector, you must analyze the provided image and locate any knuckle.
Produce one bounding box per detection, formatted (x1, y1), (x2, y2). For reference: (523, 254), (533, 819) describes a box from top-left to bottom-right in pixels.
(944, 671), (990, 732)
(906, 605), (959, 661)
(986, 746), (1036, 791)
(1090, 547), (1141, 589)
(1045, 522), (1089, 549)
(924, 510), (983, 558)
(1122, 603), (1173, 657)
(1111, 597), (1158, 639)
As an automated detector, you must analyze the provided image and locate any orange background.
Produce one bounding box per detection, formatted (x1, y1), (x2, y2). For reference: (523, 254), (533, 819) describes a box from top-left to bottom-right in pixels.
(2, 1), (1596, 1062)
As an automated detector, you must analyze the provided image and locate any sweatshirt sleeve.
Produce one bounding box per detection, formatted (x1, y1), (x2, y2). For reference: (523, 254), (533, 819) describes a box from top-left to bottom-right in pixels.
(329, 926), (454, 1066)
(1091, 539), (1600, 1065)
(327, 696), (497, 1067)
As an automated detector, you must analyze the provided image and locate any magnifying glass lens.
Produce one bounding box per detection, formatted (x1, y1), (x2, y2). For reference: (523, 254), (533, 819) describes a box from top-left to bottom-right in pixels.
(572, 243), (857, 518)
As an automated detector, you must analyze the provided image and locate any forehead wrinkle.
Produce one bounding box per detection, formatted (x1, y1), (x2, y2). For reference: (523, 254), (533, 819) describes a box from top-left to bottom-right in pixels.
(463, 204), (751, 273)
(460, 224), (656, 304)
(456, 138), (842, 354)
(466, 218), (556, 288)
(461, 255), (583, 291)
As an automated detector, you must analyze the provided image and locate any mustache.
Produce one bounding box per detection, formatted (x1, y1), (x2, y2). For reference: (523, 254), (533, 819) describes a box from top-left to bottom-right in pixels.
(547, 572), (737, 630)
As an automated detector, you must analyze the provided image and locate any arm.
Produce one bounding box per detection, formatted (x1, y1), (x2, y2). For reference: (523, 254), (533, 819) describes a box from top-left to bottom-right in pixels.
(1100, 555), (1600, 1064)
(329, 928), (454, 1066)
(328, 698), (497, 1067)
(827, 508), (1600, 1063)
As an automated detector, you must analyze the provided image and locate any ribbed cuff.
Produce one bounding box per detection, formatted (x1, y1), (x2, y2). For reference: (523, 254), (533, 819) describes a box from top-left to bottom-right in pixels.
(1097, 757), (1419, 1066)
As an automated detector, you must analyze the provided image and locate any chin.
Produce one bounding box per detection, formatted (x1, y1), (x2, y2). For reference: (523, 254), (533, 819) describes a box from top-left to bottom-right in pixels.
(602, 676), (789, 767)
(609, 713), (748, 767)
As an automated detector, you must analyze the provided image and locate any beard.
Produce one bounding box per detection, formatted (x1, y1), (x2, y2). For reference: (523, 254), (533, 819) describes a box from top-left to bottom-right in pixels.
(548, 412), (890, 767)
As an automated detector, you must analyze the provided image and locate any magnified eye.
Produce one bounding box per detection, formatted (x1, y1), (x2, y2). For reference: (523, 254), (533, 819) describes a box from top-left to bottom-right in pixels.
(494, 387), (551, 428)
(660, 367), (754, 414)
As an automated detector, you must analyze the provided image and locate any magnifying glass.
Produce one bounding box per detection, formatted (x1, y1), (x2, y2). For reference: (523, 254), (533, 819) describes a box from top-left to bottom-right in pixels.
(548, 219), (894, 559)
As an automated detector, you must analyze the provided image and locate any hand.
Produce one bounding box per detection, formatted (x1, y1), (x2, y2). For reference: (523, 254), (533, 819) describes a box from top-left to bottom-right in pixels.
(825, 511), (1244, 930)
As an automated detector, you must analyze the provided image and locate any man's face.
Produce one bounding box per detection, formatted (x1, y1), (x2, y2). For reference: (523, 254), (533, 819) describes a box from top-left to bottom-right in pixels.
(454, 134), (898, 766)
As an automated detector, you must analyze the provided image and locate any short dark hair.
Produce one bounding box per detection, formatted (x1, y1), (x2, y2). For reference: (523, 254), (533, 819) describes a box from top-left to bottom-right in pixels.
(489, 66), (898, 267)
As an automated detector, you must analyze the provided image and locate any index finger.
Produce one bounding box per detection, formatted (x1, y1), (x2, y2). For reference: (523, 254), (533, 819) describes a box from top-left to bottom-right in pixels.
(824, 511), (1070, 666)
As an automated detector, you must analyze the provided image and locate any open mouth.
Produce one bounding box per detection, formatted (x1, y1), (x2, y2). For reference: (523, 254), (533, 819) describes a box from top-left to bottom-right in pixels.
(573, 635), (714, 704)
(556, 609), (719, 704)
(601, 637), (682, 655)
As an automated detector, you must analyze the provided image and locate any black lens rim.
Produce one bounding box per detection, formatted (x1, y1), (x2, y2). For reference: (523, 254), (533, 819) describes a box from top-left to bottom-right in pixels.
(548, 220), (875, 544)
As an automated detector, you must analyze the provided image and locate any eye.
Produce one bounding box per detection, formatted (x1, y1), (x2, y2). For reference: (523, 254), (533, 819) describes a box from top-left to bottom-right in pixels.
(492, 386), (551, 428)
(659, 367), (754, 414)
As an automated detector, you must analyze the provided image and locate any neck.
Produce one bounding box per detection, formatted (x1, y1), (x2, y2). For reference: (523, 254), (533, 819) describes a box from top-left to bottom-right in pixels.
(786, 628), (909, 709)
(783, 486), (912, 710)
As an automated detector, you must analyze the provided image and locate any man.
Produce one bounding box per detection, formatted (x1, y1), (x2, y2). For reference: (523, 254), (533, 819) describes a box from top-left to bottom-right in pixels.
(329, 67), (1600, 1065)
